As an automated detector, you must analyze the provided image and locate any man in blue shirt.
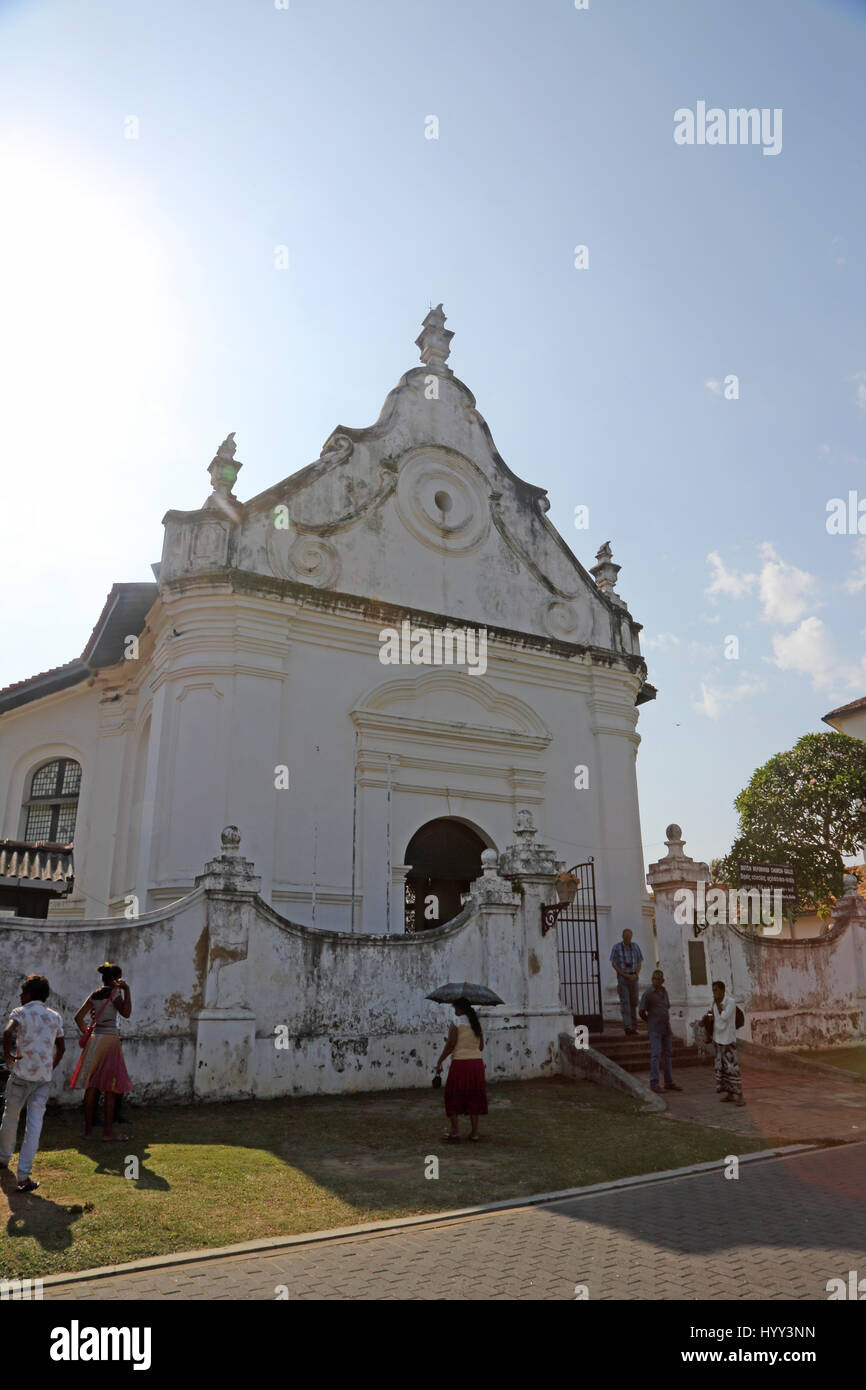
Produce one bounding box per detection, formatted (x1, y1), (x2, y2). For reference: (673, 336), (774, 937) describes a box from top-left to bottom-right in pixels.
(610, 928), (643, 1035)
(639, 969), (682, 1094)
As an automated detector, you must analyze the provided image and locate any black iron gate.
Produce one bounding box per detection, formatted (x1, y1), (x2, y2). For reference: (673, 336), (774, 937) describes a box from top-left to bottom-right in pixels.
(541, 858), (602, 1033)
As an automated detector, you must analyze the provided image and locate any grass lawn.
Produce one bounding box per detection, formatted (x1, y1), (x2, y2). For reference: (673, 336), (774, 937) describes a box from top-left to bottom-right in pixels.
(1, 1076), (780, 1279)
(794, 1045), (866, 1077)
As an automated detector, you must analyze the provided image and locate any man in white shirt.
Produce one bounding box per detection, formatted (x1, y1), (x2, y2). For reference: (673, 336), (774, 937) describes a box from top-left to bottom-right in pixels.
(0, 974), (65, 1192)
(711, 980), (745, 1107)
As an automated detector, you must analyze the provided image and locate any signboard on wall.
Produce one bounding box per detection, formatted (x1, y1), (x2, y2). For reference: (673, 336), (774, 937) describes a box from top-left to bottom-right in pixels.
(737, 863), (797, 906)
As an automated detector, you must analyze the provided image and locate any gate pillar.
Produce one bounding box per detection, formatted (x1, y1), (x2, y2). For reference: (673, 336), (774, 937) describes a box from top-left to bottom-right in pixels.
(499, 811), (573, 1049)
(646, 823), (709, 1043)
(193, 825), (261, 1098)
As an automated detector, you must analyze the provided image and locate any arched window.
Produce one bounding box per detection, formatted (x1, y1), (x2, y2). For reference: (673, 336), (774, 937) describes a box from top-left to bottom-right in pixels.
(404, 818), (488, 932)
(22, 758), (81, 842)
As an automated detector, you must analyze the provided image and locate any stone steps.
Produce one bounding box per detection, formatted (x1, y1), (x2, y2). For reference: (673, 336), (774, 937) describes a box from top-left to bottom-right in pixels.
(589, 1027), (710, 1074)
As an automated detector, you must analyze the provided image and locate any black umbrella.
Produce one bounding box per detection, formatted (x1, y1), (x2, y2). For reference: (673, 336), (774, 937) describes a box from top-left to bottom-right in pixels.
(426, 982), (504, 1006)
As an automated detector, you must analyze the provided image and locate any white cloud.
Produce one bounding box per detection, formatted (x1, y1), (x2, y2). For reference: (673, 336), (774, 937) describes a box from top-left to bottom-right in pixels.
(771, 618), (837, 690)
(705, 545), (819, 626)
(694, 683), (721, 718)
(771, 616), (866, 694)
(704, 379), (722, 396)
(693, 676), (766, 719)
(849, 371), (866, 410)
(642, 632), (681, 651)
(846, 538), (866, 595)
(705, 552), (756, 600)
(757, 543), (817, 624)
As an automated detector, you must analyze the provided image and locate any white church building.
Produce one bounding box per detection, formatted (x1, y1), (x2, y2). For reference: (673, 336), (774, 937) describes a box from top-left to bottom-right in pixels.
(0, 307), (656, 990)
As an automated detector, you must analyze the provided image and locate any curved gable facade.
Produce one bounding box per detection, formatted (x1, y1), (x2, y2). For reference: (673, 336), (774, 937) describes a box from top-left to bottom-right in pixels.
(0, 309), (654, 996)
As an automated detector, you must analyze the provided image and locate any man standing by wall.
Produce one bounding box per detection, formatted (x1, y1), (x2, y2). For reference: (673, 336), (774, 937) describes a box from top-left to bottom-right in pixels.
(639, 969), (682, 1094)
(610, 927), (643, 1035)
(712, 980), (745, 1106)
(0, 974), (65, 1193)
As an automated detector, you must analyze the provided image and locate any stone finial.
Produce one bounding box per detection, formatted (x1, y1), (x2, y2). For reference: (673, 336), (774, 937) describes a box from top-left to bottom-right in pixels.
(514, 808), (536, 840)
(220, 825), (241, 857)
(590, 541), (626, 607)
(195, 824), (261, 893)
(842, 873), (858, 897)
(415, 303), (453, 375)
(646, 823), (709, 890)
(469, 847), (520, 906)
(664, 824), (685, 857)
(500, 810), (561, 879)
(205, 434), (243, 520)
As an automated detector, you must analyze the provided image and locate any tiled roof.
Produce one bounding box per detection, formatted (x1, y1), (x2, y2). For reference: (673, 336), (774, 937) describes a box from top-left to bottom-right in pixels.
(823, 695), (866, 722)
(80, 582), (159, 667)
(0, 582), (158, 715)
(0, 660), (91, 713)
(0, 660), (86, 700)
(0, 839), (74, 894)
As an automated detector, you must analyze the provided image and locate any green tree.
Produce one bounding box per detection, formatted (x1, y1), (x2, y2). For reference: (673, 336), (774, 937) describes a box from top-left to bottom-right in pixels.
(717, 732), (866, 916)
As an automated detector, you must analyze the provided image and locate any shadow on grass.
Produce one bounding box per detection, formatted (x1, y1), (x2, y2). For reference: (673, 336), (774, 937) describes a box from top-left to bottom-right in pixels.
(85, 1143), (169, 1191)
(5, 1074), (857, 1273)
(1, 1167), (91, 1254)
(46, 1079), (761, 1221)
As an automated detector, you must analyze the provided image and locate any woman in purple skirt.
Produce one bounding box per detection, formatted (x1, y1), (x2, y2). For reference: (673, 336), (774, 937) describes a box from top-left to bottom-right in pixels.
(435, 999), (487, 1141)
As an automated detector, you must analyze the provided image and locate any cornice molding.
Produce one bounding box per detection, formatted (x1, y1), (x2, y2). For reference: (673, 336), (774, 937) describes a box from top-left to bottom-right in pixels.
(356, 667), (551, 740)
(352, 707), (549, 754)
(158, 570), (649, 682)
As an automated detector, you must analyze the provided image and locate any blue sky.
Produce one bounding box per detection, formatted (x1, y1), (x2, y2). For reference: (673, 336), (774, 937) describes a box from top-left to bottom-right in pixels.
(1, 0), (864, 868)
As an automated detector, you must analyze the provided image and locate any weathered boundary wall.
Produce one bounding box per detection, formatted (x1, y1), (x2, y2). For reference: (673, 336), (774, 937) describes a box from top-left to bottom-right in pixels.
(648, 825), (866, 1048)
(699, 915), (864, 1047)
(0, 894), (207, 1104)
(0, 828), (573, 1104)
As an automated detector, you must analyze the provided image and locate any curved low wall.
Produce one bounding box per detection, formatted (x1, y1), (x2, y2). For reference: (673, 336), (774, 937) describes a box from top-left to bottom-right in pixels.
(692, 914), (866, 1048)
(0, 854), (572, 1102)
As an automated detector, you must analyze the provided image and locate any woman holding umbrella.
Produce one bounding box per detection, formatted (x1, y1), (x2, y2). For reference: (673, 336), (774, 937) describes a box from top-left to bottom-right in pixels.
(435, 998), (488, 1141)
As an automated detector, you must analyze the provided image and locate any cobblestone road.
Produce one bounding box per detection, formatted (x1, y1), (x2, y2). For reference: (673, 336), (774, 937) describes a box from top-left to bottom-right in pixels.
(45, 1142), (866, 1301)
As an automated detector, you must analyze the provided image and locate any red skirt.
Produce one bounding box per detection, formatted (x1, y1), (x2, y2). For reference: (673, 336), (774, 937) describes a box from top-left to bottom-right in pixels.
(74, 1035), (132, 1094)
(444, 1059), (488, 1116)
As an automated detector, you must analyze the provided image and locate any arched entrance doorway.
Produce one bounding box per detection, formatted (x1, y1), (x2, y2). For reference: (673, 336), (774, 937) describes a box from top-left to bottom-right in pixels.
(404, 818), (488, 933)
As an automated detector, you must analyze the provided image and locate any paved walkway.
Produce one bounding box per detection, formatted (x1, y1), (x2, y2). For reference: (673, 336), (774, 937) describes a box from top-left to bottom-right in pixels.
(45, 1142), (866, 1301)
(636, 1049), (866, 1142)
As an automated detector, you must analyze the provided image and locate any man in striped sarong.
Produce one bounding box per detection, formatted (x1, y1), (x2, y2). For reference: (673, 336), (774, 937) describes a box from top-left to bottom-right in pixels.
(712, 980), (745, 1106)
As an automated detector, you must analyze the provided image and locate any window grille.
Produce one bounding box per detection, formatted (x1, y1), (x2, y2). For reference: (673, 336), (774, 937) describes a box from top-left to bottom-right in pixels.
(22, 758), (81, 843)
